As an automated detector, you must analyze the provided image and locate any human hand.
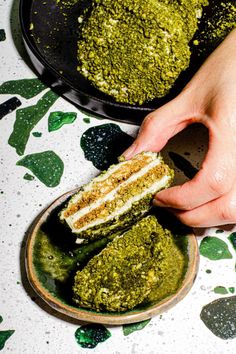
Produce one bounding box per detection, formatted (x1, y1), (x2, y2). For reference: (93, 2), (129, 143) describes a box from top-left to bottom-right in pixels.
(124, 29), (236, 227)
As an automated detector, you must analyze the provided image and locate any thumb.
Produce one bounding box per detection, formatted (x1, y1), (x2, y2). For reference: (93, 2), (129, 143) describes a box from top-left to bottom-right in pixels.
(123, 93), (196, 159)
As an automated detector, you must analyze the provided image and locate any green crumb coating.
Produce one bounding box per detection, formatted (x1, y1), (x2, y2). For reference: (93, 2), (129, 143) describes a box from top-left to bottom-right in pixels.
(145, 233), (188, 303)
(77, 0), (207, 105)
(73, 215), (176, 312)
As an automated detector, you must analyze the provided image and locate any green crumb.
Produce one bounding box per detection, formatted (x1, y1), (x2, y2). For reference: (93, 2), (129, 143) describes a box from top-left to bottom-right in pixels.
(83, 117), (90, 124)
(229, 287), (235, 294)
(0, 330), (15, 351)
(200, 296), (236, 339)
(0, 29), (6, 42)
(228, 232), (236, 251)
(23, 173), (35, 181)
(77, 0), (207, 104)
(213, 286), (228, 295)
(123, 319), (151, 336)
(17, 150), (64, 188)
(206, 269), (212, 274)
(8, 90), (58, 155)
(32, 132), (42, 137)
(0, 316), (2, 324)
(199, 236), (232, 260)
(75, 324), (111, 349)
(48, 111), (77, 132)
(0, 78), (47, 99)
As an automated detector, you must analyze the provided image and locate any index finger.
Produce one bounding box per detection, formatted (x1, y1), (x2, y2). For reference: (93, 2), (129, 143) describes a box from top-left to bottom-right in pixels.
(154, 137), (236, 210)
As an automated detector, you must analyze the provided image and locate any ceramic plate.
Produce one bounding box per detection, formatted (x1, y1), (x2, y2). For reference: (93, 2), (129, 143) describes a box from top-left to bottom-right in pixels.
(25, 189), (199, 325)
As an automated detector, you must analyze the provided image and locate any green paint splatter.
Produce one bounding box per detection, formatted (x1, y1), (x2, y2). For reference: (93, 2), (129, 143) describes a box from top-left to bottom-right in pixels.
(0, 330), (14, 350)
(0, 316), (2, 324)
(83, 117), (90, 124)
(200, 296), (236, 339)
(213, 286), (228, 295)
(0, 78), (47, 98)
(199, 236), (232, 260)
(123, 319), (151, 336)
(228, 232), (236, 251)
(0, 29), (6, 42)
(8, 90), (58, 155)
(75, 324), (111, 349)
(32, 132), (42, 137)
(23, 173), (35, 181)
(216, 229), (224, 234)
(206, 269), (212, 274)
(48, 111), (77, 132)
(168, 152), (198, 179)
(17, 150), (64, 187)
(229, 287), (235, 294)
(81, 123), (134, 170)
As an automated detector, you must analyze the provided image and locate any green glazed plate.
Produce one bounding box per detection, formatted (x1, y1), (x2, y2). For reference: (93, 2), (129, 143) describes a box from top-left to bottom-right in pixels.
(25, 188), (199, 325)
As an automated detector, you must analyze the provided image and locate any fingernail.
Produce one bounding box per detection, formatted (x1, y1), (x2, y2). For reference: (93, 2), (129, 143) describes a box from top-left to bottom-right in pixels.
(153, 198), (166, 207)
(123, 142), (138, 160)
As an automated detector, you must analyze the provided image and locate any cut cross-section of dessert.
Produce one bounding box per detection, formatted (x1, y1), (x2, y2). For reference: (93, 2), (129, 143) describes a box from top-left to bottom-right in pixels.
(59, 152), (174, 242)
(72, 215), (175, 312)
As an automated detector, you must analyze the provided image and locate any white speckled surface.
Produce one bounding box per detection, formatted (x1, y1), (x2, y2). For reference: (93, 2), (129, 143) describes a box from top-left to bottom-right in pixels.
(1, 1), (236, 353)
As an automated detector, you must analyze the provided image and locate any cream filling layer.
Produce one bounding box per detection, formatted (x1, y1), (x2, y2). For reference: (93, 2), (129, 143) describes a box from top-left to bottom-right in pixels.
(67, 171), (170, 234)
(60, 151), (158, 220)
(65, 156), (162, 230)
(72, 174), (170, 235)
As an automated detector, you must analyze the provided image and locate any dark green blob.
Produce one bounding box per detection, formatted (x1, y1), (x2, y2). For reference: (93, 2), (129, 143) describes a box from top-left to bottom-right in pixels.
(0, 29), (6, 41)
(206, 269), (212, 274)
(23, 173), (35, 181)
(199, 236), (232, 260)
(83, 117), (90, 124)
(123, 319), (151, 336)
(0, 316), (2, 324)
(48, 111), (77, 132)
(17, 150), (64, 187)
(213, 286), (228, 295)
(0, 330), (15, 350)
(0, 78), (47, 98)
(200, 296), (236, 339)
(216, 229), (224, 234)
(80, 123), (134, 170)
(32, 132), (42, 137)
(228, 232), (236, 251)
(229, 287), (235, 294)
(168, 152), (198, 179)
(8, 90), (58, 155)
(75, 324), (111, 348)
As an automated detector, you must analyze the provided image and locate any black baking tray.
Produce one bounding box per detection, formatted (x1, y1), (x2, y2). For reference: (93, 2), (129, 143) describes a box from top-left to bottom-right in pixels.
(19, 0), (199, 124)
